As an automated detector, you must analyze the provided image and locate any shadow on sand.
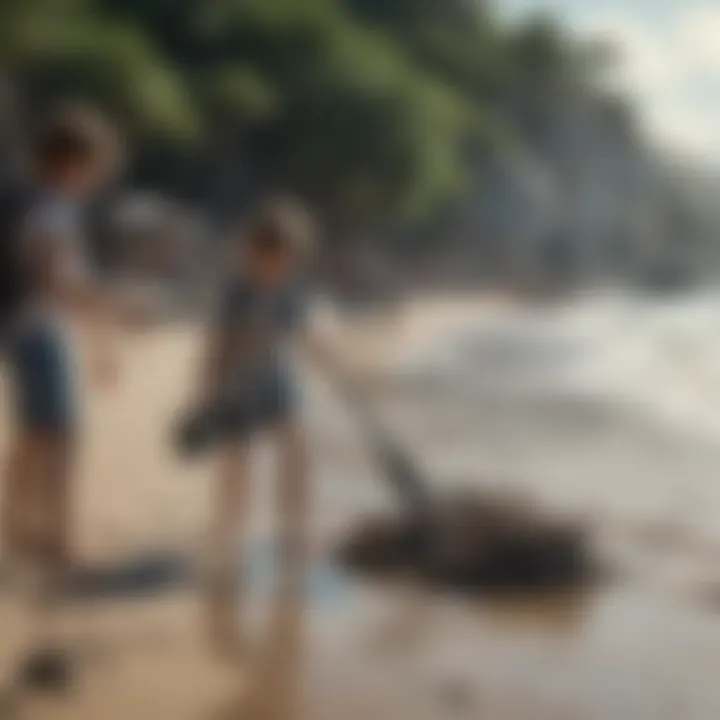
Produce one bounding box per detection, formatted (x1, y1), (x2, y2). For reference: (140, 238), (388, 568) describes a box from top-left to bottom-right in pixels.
(59, 541), (349, 605)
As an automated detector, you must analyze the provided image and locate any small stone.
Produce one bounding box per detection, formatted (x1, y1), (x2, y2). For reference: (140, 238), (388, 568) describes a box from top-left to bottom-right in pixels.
(20, 648), (73, 694)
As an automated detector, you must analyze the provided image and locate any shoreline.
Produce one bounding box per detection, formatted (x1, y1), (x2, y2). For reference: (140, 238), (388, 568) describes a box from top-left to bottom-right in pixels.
(4, 295), (720, 718)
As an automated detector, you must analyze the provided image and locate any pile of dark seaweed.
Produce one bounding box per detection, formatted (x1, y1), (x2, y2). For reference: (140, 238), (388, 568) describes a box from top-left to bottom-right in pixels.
(337, 489), (595, 594)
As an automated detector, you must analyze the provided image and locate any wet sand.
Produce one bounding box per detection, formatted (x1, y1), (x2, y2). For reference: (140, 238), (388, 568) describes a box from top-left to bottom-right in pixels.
(3, 301), (720, 719)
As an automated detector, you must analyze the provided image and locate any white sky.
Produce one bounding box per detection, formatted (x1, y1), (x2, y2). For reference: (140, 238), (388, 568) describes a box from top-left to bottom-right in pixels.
(496, 0), (720, 164)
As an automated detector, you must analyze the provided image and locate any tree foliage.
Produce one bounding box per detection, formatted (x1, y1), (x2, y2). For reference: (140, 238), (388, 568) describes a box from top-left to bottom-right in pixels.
(1, 0), (621, 229)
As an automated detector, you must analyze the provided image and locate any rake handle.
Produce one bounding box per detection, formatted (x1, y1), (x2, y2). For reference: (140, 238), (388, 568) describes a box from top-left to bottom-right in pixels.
(330, 371), (435, 520)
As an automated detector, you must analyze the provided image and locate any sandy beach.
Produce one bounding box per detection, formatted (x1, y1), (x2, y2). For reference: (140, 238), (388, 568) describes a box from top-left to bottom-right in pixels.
(4, 296), (720, 719)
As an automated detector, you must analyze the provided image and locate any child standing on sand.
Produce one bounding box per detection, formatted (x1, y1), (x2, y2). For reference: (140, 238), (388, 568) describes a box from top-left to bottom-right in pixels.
(188, 198), (339, 656)
(0, 104), (133, 685)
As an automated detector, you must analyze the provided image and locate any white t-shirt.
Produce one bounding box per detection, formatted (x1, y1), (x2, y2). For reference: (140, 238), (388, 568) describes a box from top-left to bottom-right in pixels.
(18, 194), (88, 328)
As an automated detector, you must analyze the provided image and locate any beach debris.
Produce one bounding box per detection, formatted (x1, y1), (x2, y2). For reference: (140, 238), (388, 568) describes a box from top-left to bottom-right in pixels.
(19, 648), (74, 693)
(338, 488), (594, 593)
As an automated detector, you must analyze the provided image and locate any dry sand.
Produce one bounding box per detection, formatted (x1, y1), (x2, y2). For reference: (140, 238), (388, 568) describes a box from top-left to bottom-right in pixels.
(2, 301), (720, 719)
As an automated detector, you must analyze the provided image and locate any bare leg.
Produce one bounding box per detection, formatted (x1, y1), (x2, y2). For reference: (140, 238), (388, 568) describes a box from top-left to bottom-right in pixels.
(275, 422), (309, 597)
(215, 588), (306, 720)
(2, 433), (63, 563)
(23, 433), (75, 643)
(36, 434), (75, 569)
(3, 434), (38, 559)
(205, 440), (251, 659)
(0, 433), (42, 689)
(242, 587), (306, 720)
(2, 432), (77, 692)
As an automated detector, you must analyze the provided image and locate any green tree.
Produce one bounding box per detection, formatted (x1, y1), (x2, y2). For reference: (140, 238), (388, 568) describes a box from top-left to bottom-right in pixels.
(0, 0), (650, 257)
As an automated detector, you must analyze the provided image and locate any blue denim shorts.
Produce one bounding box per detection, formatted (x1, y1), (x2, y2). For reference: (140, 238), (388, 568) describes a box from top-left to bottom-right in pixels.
(214, 373), (297, 438)
(8, 320), (80, 432)
(175, 374), (297, 456)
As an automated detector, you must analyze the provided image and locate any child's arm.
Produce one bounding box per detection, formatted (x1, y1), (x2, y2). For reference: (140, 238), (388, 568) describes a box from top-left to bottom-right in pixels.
(82, 303), (120, 390)
(28, 221), (121, 388)
(35, 234), (161, 388)
(33, 230), (148, 328)
(194, 327), (222, 407)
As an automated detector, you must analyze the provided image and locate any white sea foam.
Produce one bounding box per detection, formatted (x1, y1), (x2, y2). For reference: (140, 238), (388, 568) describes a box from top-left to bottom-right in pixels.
(392, 291), (720, 442)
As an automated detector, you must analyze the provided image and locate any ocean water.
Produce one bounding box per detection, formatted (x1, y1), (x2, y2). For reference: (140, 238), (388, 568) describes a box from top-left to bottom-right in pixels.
(369, 291), (720, 596)
(396, 292), (720, 427)
(303, 293), (720, 720)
